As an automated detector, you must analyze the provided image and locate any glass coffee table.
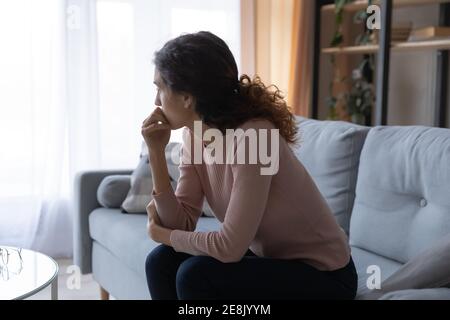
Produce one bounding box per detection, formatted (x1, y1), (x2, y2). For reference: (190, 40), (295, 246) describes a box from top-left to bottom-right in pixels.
(0, 246), (58, 300)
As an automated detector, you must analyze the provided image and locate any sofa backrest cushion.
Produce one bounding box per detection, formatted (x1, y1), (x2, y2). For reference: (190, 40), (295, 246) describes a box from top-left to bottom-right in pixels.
(349, 126), (450, 263)
(121, 141), (214, 216)
(292, 117), (370, 233)
(121, 142), (179, 213)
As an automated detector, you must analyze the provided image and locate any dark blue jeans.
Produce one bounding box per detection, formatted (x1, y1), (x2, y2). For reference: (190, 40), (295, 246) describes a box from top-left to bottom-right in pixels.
(145, 244), (358, 300)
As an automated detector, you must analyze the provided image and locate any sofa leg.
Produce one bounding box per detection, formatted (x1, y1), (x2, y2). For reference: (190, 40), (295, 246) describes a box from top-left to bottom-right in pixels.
(100, 286), (110, 300)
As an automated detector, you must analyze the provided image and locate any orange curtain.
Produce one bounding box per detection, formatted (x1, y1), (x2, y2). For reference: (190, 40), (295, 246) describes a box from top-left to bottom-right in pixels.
(288, 0), (314, 116)
(240, 0), (314, 116)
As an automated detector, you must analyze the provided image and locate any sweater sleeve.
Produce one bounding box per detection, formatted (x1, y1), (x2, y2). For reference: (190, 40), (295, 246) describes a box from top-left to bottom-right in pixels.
(148, 129), (204, 231)
(169, 123), (277, 262)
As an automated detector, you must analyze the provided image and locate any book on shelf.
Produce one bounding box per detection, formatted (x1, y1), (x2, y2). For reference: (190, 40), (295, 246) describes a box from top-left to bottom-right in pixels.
(391, 22), (412, 42)
(371, 22), (412, 44)
(408, 26), (450, 41)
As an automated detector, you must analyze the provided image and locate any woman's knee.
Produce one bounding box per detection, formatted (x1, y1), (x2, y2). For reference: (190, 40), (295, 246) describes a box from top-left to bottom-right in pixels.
(145, 244), (176, 275)
(176, 256), (214, 299)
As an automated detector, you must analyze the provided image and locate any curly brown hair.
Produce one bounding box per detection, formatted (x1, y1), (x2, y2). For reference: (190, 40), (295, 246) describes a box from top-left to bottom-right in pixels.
(154, 31), (297, 143)
(236, 75), (297, 143)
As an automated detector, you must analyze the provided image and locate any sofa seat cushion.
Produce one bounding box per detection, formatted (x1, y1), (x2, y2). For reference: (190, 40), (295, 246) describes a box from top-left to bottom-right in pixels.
(351, 246), (402, 297)
(89, 208), (222, 275)
(378, 288), (450, 300)
(292, 117), (370, 233)
(350, 126), (450, 264)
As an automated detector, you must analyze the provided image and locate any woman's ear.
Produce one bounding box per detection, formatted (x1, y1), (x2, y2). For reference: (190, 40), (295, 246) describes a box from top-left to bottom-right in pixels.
(183, 93), (195, 110)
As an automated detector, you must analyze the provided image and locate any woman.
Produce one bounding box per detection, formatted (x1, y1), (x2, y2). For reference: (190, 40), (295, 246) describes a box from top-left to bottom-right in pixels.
(142, 31), (357, 300)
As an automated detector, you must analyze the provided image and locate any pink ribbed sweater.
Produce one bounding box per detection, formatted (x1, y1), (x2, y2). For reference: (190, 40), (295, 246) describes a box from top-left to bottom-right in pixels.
(151, 119), (350, 271)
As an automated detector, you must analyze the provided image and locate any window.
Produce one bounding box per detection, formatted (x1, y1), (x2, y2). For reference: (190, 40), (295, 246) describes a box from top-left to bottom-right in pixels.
(97, 0), (137, 167)
(0, 0), (241, 196)
(97, 0), (240, 144)
(0, 0), (62, 197)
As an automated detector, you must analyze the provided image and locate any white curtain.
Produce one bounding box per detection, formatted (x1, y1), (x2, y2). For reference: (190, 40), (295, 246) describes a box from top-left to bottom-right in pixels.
(0, 0), (240, 258)
(0, 0), (98, 257)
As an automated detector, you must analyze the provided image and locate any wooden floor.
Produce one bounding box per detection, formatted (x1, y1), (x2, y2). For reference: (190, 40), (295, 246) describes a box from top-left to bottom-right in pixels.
(25, 259), (112, 300)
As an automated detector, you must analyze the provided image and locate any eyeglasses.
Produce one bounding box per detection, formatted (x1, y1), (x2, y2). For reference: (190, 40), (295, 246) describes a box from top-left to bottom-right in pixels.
(0, 247), (22, 263)
(0, 247), (23, 281)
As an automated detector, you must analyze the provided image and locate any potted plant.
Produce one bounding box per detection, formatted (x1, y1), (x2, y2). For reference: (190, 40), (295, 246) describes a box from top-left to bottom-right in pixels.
(327, 0), (375, 126)
(327, 0), (354, 120)
(346, 56), (374, 125)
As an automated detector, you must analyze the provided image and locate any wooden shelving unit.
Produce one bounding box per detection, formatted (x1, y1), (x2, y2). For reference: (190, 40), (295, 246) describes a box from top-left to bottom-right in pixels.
(322, 39), (450, 54)
(322, 0), (450, 12)
(311, 0), (450, 127)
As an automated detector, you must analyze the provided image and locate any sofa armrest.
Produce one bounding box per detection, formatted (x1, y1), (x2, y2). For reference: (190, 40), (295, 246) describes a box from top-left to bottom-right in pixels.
(73, 169), (133, 274)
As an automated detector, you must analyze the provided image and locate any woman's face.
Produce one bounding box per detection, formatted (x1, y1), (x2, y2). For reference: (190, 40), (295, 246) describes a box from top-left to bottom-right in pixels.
(153, 69), (197, 130)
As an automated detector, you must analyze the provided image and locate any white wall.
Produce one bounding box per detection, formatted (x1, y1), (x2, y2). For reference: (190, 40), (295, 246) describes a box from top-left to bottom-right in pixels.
(388, 5), (439, 126)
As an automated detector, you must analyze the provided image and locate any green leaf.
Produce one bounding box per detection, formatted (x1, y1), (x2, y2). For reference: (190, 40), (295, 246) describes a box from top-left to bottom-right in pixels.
(330, 32), (344, 47)
(335, 0), (347, 12)
(353, 10), (367, 24)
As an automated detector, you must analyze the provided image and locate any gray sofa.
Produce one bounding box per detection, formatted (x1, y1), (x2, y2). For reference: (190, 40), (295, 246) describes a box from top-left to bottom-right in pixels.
(73, 117), (450, 299)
